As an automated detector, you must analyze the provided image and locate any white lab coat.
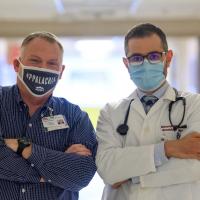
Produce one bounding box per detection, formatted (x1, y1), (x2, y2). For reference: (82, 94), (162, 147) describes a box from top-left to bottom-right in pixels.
(96, 86), (200, 200)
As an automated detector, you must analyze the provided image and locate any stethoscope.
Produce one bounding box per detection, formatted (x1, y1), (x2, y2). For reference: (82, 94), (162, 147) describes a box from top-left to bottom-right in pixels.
(116, 88), (187, 139)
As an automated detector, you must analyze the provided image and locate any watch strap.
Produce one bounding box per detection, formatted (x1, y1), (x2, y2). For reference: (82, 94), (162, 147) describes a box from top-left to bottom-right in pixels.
(17, 138), (31, 156)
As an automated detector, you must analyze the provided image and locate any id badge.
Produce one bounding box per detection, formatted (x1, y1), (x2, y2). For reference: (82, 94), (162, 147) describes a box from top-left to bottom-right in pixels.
(42, 114), (69, 131)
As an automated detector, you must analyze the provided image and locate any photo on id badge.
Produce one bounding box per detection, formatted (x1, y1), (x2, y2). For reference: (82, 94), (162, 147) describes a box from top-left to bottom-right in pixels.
(42, 114), (69, 131)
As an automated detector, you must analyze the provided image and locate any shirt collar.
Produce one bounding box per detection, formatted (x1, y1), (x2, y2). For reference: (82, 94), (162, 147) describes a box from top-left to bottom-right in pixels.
(13, 84), (54, 110)
(13, 84), (23, 105)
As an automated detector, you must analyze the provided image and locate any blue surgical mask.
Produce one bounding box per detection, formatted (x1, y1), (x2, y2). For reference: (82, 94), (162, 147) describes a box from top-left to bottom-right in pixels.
(128, 60), (165, 92)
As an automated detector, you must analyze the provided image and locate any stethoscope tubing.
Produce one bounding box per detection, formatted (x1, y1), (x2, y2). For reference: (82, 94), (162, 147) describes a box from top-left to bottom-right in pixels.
(117, 88), (187, 139)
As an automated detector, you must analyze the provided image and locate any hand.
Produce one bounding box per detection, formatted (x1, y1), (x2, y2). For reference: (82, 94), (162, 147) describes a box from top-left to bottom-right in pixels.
(4, 138), (18, 152)
(65, 144), (92, 156)
(112, 179), (129, 189)
(4, 138), (32, 159)
(165, 132), (200, 159)
(22, 145), (32, 159)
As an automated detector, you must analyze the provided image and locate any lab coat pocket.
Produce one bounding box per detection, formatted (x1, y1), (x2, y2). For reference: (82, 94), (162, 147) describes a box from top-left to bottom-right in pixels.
(161, 184), (192, 200)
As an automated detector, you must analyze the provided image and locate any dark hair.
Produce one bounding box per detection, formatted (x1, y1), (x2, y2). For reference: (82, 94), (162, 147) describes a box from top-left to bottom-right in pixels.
(21, 31), (64, 55)
(124, 23), (168, 56)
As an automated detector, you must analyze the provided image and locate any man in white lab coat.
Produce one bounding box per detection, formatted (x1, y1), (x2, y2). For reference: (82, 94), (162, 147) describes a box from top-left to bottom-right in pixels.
(96, 23), (200, 200)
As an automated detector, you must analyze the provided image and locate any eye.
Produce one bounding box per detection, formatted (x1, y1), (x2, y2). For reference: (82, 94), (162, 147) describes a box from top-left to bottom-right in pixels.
(148, 52), (162, 63)
(49, 61), (58, 66)
(30, 59), (40, 63)
(49, 62), (57, 66)
(129, 55), (143, 64)
(47, 61), (60, 70)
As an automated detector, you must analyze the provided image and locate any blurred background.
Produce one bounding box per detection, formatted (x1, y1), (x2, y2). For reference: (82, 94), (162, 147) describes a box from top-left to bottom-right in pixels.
(0, 0), (200, 199)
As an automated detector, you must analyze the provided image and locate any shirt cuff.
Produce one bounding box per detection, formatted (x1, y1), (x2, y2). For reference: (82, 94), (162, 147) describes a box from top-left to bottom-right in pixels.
(131, 142), (168, 185)
(131, 176), (140, 184)
(28, 144), (48, 170)
(154, 142), (169, 167)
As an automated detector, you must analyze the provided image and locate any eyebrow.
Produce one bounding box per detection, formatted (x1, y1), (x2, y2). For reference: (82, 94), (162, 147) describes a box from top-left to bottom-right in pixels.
(29, 55), (41, 59)
(28, 55), (59, 62)
(127, 51), (164, 58)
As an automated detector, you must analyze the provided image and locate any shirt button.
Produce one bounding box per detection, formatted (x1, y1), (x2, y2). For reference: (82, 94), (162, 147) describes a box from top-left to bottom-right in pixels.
(31, 163), (34, 167)
(22, 188), (26, 193)
(29, 123), (32, 127)
(48, 179), (52, 183)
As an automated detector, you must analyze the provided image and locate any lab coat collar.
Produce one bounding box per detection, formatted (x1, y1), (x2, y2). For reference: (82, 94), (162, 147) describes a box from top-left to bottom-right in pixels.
(125, 85), (177, 118)
(162, 86), (177, 102)
(126, 90), (138, 101)
(126, 84), (177, 102)
(126, 90), (146, 117)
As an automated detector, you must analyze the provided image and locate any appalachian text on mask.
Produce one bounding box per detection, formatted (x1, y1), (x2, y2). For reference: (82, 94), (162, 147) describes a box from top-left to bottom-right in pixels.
(26, 73), (56, 85)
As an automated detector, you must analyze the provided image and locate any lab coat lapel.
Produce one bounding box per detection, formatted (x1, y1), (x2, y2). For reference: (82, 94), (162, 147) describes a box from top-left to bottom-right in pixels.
(145, 86), (177, 116)
(127, 91), (146, 118)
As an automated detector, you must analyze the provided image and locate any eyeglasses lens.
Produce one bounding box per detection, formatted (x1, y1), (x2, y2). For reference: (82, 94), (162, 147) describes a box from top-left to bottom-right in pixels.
(148, 52), (162, 64)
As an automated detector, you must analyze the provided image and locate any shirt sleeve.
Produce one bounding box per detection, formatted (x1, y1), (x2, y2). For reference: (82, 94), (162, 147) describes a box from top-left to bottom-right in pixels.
(0, 144), (41, 183)
(131, 142), (168, 184)
(27, 109), (97, 192)
(96, 103), (156, 185)
(154, 142), (168, 167)
(0, 86), (40, 183)
(140, 93), (200, 187)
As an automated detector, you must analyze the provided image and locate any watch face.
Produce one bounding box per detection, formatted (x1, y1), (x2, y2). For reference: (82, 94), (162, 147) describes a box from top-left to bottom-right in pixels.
(17, 137), (31, 156)
(19, 137), (31, 145)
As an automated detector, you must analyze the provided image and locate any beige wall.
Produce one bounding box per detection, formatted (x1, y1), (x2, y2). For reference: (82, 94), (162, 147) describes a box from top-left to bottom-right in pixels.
(1, 19), (200, 37)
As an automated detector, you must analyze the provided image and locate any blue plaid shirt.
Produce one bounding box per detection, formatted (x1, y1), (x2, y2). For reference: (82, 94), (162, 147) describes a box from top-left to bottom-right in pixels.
(0, 85), (97, 200)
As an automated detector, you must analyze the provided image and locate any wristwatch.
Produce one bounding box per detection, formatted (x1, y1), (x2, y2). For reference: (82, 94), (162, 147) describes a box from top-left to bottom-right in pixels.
(0, 136), (4, 145)
(17, 137), (31, 156)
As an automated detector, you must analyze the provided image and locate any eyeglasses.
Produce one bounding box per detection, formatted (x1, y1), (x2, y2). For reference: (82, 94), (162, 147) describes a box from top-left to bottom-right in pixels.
(127, 51), (166, 66)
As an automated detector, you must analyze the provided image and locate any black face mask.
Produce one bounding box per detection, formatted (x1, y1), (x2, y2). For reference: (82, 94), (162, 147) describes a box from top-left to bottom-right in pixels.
(18, 62), (60, 97)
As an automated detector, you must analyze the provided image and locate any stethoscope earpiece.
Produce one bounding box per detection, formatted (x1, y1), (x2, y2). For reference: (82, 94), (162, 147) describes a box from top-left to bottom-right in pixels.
(117, 124), (129, 136)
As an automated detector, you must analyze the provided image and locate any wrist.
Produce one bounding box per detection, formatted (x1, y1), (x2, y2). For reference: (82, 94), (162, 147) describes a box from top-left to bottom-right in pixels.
(22, 144), (32, 159)
(17, 137), (31, 156)
(164, 140), (176, 158)
(4, 139), (18, 152)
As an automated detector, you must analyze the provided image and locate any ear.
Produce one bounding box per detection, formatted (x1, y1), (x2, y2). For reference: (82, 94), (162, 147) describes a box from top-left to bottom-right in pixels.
(59, 65), (65, 79)
(163, 50), (173, 76)
(13, 58), (20, 73)
(165, 49), (173, 67)
(123, 57), (129, 69)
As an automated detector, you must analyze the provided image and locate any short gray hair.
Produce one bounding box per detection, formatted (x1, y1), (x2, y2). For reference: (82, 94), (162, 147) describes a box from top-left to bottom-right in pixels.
(21, 31), (64, 55)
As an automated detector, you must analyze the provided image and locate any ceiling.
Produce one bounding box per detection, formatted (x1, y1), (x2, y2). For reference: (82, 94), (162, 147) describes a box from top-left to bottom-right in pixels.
(0, 0), (200, 37)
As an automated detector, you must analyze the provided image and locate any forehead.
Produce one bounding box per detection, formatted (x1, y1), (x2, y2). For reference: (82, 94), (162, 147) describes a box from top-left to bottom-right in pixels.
(127, 34), (164, 56)
(21, 38), (62, 60)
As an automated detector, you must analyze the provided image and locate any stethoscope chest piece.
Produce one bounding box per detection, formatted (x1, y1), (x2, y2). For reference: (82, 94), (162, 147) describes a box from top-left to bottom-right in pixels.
(116, 99), (134, 136)
(117, 124), (129, 136)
